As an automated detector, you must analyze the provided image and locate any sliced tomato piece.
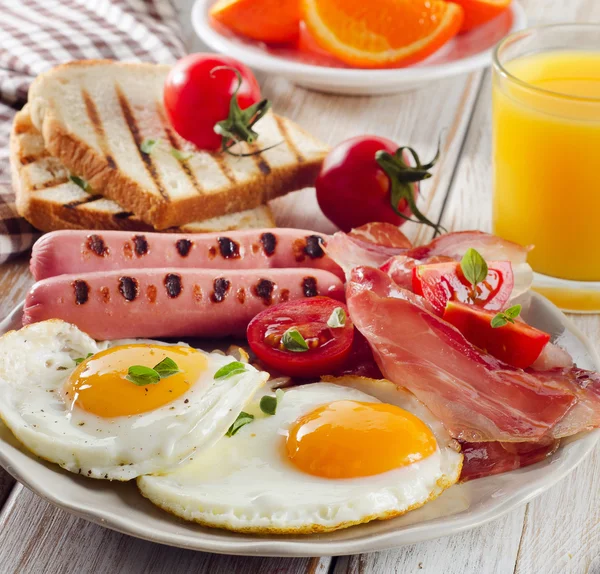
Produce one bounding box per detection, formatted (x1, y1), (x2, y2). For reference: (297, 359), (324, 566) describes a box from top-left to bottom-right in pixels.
(247, 297), (354, 378)
(412, 260), (513, 315)
(443, 301), (550, 369)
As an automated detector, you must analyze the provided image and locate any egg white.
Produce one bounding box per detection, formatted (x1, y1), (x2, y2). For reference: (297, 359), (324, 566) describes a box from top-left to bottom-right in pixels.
(138, 377), (463, 534)
(0, 320), (268, 480)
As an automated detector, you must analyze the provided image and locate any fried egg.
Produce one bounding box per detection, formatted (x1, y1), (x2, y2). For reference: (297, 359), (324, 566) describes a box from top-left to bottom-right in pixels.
(137, 377), (463, 534)
(0, 320), (267, 480)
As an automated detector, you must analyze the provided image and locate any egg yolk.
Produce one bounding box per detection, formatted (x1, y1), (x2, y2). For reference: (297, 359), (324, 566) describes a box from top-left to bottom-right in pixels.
(285, 400), (437, 478)
(64, 344), (207, 417)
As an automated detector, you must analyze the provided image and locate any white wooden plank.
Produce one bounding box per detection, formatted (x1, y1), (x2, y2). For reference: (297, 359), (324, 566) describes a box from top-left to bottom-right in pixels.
(0, 485), (331, 574)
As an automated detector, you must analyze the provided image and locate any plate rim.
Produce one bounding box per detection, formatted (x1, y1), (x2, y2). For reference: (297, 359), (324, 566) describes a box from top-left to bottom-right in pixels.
(191, 0), (528, 85)
(0, 293), (598, 557)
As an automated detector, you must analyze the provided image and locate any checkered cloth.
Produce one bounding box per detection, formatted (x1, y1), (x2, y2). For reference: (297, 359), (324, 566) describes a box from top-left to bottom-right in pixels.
(0, 0), (186, 264)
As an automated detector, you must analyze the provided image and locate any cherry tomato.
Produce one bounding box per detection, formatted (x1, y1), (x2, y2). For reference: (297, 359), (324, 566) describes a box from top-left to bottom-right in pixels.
(412, 260), (514, 316)
(443, 301), (550, 369)
(164, 53), (261, 151)
(315, 136), (440, 232)
(247, 297), (354, 378)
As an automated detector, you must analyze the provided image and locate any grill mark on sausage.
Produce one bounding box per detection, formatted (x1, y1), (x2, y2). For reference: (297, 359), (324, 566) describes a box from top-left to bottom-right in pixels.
(176, 238), (193, 257)
(118, 276), (139, 301)
(211, 278), (231, 303)
(274, 114), (305, 163)
(115, 84), (169, 201)
(302, 276), (318, 297)
(251, 243), (260, 254)
(82, 89), (116, 170)
(146, 285), (157, 303)
(86, 234), (108, 257)
(253, 279), (275, 305)
(99, 286), (110, 303)
(217, 237), (240, 259)
(164, 273), (182, 298)
(208, 246), (217, 260)
(292, 238), (306, 262)
(156, 102), (204, 195)
(236, 287), (246, 304)
(279, 288), (290, 303)
(260, 232), (277, 257)
(72, 280), (89, 305)
(193, 284), (203, 303)
(304, 235), (325, 259)
(64, 194), (103, 209)
(132, 235), (148, 256)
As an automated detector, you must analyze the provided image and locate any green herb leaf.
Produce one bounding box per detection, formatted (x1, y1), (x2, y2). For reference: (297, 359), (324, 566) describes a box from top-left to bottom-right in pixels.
(226, 411), (254, 437)
(281, 328), (309, 353)
(259, 395), (277, 415)
(214, 361), (248, 381)
(140, 138), (158, 154)
(491, 304), (522, 329)
(327, 307), (347, 328)
(460, 248), (489, 290)
(170, 148), (193, 161)
(153, 357), (180, 379)
(73, 352), (94, 365)
(69, 175), (91, 193)
(125, 365), (161, 386)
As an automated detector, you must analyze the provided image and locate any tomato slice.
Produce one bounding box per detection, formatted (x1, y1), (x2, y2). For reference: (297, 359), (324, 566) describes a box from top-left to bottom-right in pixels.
(443, 301), (550, 369)
(247, 297), (354, 378)
(412, 260), (513, 315)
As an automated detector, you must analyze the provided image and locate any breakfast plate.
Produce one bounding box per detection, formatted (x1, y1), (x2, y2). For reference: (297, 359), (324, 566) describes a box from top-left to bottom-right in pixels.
(0, 293), (597, 557)
(192, 0), (527, 95)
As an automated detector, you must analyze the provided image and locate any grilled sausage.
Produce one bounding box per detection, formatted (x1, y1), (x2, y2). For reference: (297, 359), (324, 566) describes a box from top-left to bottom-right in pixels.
(30, 229), (342, 280)
(23, 268), (344, 340)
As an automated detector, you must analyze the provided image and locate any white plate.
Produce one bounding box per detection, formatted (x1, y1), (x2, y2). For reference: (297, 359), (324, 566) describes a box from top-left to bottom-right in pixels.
(0, 294), (598, 557)
(192, 0), (527, 95)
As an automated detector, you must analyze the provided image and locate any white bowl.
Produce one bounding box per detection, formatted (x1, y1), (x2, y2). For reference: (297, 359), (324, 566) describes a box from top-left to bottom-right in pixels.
(192, 0), (527, 95)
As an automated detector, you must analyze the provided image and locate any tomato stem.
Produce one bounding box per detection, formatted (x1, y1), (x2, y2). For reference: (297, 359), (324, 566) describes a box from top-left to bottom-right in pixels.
(375, 136), (446, 235)
(210, 66), (276, 156)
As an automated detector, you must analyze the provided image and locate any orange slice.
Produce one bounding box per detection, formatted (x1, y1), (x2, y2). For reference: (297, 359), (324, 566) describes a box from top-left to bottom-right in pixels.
(300, 0), (464, 69)
(210, 0), (300, 44)
(448, 0), (512, 33)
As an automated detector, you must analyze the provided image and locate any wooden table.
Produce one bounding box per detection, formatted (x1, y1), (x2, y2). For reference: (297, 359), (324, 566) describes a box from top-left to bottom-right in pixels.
(1, 0), (600, 572)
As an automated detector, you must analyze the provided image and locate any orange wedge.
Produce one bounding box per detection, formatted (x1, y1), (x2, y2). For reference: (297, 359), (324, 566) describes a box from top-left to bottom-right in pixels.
(210, 0), (300, 44)
(300, 0), (464, 69)
(448, 0), (512, 33)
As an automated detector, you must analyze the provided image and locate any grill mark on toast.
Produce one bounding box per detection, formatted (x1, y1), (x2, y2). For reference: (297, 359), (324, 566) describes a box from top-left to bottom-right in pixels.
(113, 211), (134, 220)
(115, 84), (169, 202)
(274, 115), (305, 163)
(155, 102), (204, 196)
(249, 142), (272, 175)
(20, 151), (50, 165)
(32, 176), (69, 191)
(64, 194), (104, 209)
(82, 89), (117, 169)
(213, 152), (237, 184)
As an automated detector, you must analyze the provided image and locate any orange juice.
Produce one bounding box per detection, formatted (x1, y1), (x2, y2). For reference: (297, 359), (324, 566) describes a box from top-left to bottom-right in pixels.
(493, 50), (600, 281)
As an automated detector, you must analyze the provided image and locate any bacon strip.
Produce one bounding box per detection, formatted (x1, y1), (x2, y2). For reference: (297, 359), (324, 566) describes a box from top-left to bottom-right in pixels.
(347, 266), (600, 443)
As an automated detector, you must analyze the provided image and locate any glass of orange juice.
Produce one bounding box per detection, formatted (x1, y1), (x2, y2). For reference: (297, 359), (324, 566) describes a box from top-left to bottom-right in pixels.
(492, 24), (600, 312)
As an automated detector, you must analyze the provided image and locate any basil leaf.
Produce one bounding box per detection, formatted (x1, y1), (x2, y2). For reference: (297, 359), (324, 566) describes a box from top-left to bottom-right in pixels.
(214, 361), (247, 381)
(73, 352), (93, 365)
(490, 314), (508, 329)
(141, 138), (158, 154)
(504, 304), (522, 320)
(69, 175), (91, 193)
(153, 357), (180, 379)
(327, 307), (346, 328)
(226, 411), (254, 437)
(171, 148), (193, 161)
(282, 328), (309, 352)
(491, 304), (522, 329)
(126, 365), (160, 386)
(460, 248), (488, 289)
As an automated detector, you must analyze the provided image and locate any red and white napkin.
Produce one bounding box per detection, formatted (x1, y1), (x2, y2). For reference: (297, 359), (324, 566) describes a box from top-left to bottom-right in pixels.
(0, 0), (187, 264)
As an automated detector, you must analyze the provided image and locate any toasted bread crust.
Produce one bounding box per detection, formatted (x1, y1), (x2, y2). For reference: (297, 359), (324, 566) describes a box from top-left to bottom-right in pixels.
(10, 106), (276, 233)
(28, 60), (328, 230)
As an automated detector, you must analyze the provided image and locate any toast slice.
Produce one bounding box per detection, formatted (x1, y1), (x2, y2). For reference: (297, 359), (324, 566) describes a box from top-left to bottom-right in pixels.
(27, 60), (328, 230)
(10, 106), (275, 233)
